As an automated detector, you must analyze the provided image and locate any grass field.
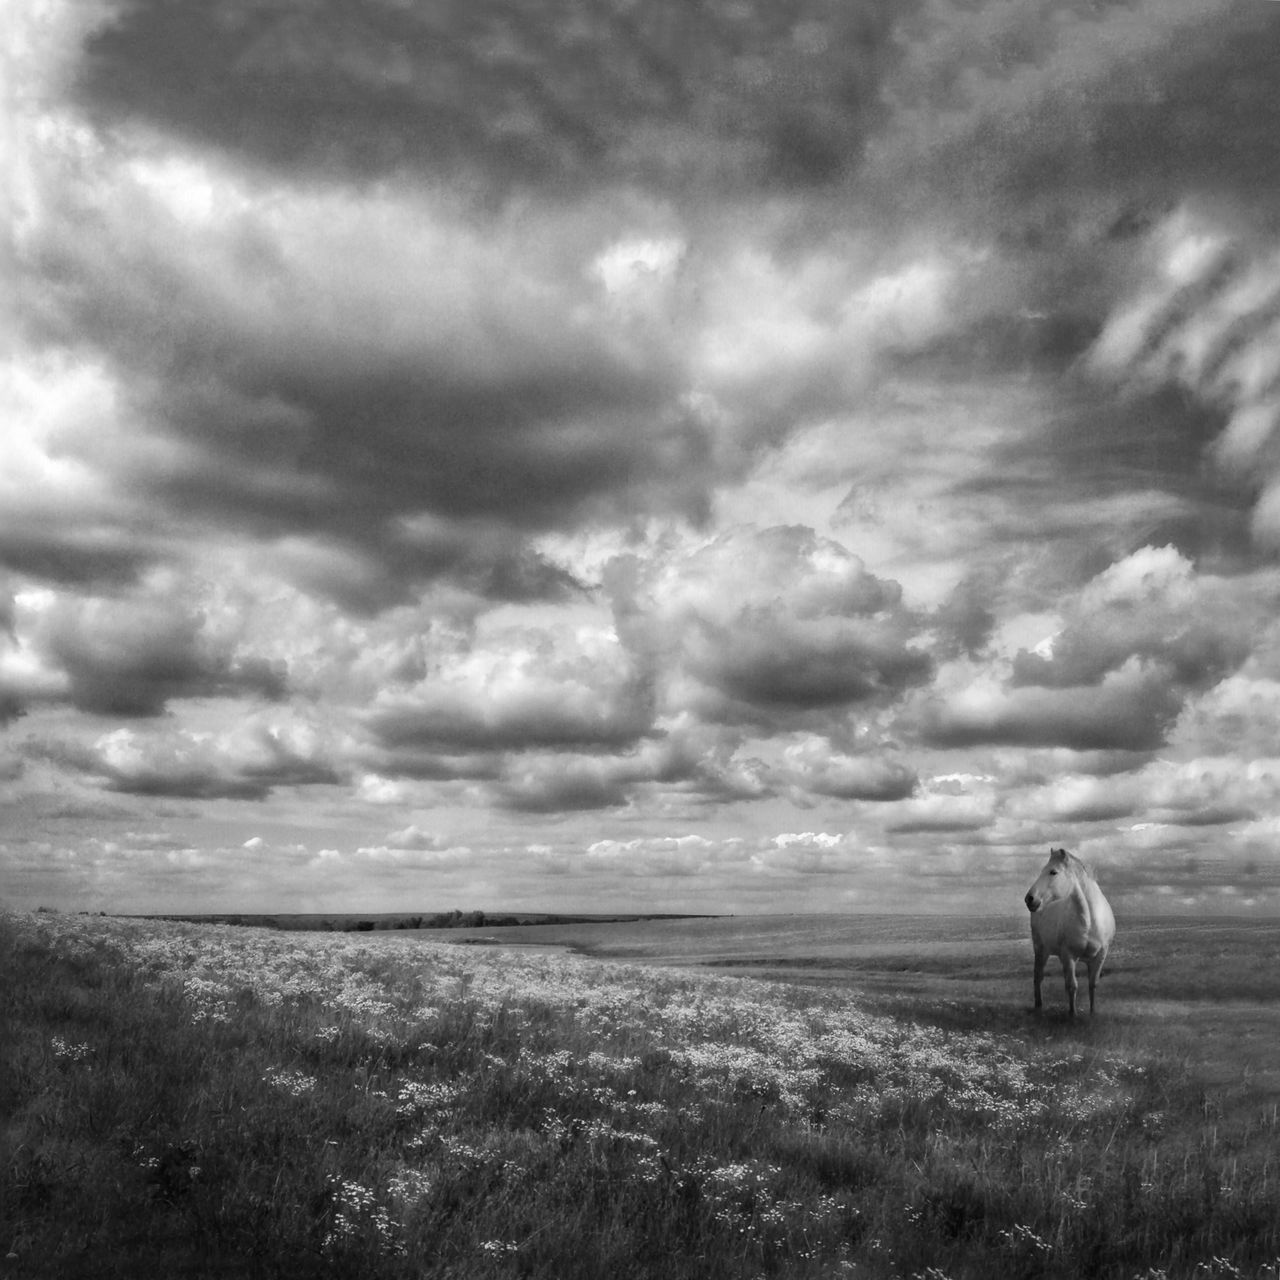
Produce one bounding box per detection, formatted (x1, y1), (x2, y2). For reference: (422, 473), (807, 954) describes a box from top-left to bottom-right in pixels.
(4, 909), (1280, 1279)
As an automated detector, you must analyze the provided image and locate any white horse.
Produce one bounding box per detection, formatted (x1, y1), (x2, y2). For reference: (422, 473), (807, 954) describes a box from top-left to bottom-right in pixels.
(1024, 847), (1115, 1019)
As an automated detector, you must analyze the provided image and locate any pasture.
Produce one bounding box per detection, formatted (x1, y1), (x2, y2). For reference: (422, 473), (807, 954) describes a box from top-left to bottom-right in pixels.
(431, 911), (1280, 1116)
(3, 909), (1280, 1279)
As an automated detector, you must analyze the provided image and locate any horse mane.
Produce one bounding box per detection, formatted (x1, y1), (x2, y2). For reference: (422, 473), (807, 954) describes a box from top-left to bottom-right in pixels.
(1052, 847), (1096, 881)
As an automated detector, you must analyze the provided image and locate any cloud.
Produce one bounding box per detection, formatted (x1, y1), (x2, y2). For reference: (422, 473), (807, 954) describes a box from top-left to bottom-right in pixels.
(0, 353), (167, 589)
(874, 0), (1258, 231)
(751, 832), (857, 876)
(14, 108), (713, 607)
(1010, 548), (1263, 692)
(352, 842), (472, 868)
(919, 658), (1182, 754)
(13, 2), (1280, 912)
(1173, 676), (1280, 759)
(883, 791), (998, 835)
(363, 623), (654, 755)
(383, 824), (447, 852)
(585, 834), (724, 878)
(780, 737), (918, 803)
(609, 525), (932, 728)
(914, 548), (1274, 758)
(74, 0), (906, 195)
(0, 578), (287, 721)
(1009, 755), (1276, 833)
(488, 734), (704, 814)
(37, 592), (286, 716)
(579, 831), (862, 879)
(37, 716), (342, 800)
(1012, 774), (1142, 826)
(1089, 208), (1280, 552)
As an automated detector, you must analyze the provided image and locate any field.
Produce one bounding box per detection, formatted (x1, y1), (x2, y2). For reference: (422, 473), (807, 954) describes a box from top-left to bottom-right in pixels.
(3, 910), (1280, 1279)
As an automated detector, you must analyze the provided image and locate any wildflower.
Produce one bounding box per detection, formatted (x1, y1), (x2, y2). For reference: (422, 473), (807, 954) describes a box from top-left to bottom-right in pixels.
(386, 1169), (434, 1205)
(322, 1177), (404, 1257)
(50, 1035), (92, 1062)
(262, 1068), (317, 1097)
(395, 1080), (463, 1117)
(1191, 1259), (1243, 1279)
(999, 1224), (1051, 1256)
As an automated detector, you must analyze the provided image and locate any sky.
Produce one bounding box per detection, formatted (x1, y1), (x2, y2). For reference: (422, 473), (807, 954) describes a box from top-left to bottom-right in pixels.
(5, 0), (1280, 917)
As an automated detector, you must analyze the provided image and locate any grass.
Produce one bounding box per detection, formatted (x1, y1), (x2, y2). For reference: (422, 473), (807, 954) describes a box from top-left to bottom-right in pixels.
(3, 911), (1280, 1279)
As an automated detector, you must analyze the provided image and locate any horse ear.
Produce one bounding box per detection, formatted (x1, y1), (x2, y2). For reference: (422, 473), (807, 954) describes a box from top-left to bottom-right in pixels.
(1050, 847), (1067, 861)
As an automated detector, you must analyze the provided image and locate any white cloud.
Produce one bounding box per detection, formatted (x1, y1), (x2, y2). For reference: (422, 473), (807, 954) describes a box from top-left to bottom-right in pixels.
(1079, 545), (1195, 611)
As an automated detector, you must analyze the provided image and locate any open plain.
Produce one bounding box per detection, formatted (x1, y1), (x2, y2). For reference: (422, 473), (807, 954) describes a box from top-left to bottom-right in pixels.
(4, 909), (1280, 1279)
(427, 911), (1280, 1112)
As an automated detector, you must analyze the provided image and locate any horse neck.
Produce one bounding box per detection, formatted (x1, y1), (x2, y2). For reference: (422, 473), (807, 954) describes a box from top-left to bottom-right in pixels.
(1066, 874), (1094, 931)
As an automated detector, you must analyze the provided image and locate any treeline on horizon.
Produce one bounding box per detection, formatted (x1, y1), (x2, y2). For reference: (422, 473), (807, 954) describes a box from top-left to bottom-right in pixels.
(136, 910), (719, 933)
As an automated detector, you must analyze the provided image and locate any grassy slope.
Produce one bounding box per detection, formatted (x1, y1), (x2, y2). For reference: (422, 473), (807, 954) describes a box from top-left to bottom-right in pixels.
(3, 911), (1279, 1280)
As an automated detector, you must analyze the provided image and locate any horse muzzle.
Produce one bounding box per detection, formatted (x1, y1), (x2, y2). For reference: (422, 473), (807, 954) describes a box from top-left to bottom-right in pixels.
(1024, 892), (1039, 913)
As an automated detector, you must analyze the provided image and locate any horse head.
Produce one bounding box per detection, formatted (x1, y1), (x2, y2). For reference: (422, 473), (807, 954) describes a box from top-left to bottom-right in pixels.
(1024, 847), (1072, 913)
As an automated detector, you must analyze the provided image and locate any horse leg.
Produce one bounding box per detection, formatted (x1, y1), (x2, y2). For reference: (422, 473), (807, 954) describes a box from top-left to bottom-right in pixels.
(1033, 944), (1046, 1011)
(1087, 948), (1107, 1016)
(1060, 952), (1078, 1020)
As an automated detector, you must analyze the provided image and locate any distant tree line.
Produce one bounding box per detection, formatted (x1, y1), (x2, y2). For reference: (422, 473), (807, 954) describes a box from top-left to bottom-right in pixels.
(348, 910), (521, 932)
(127, 910), (712, 932)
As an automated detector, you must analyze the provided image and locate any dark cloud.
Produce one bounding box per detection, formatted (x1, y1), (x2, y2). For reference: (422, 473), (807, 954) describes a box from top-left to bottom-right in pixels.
(1085, 213), (1280, 557)
(787, 751), (918, 803)
(359, 747), (504, 784)
(0, 525), (161, 592)
(919, 664), (1184, 753)
(1013, 621), (1247, 694)
(366, 689), (653, 754)
(477, 731), (769, 813)
(1012, 598), (1258, 696)
(959, 382), (1246, 584)
(37, 596), (287, 717)
(1004, 749), (1156, 785)
(875, 2), (1278, 227)
(990, 12), (1280, 216)
(610, 526), (933, 729)
(18, 149), (712, 608)
(991, 553), (1277, 760)
(76, 0), (908, 195)
(697, 616), (932, 713)
(1154, 805), (1257, 829)
(929, 573), (998, 661)
(272, 530), (587, 616)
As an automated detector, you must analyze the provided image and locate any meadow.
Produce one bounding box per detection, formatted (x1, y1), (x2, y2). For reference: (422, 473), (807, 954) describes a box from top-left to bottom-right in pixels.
(3, 910), (1279, 1279)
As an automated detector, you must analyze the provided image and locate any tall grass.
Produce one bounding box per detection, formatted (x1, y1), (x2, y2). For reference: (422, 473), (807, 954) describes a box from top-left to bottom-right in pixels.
(3, 910), (1279, 1279)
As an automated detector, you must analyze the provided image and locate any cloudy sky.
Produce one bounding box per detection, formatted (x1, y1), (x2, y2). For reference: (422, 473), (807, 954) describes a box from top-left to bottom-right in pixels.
(5, 0), (1280, 917)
